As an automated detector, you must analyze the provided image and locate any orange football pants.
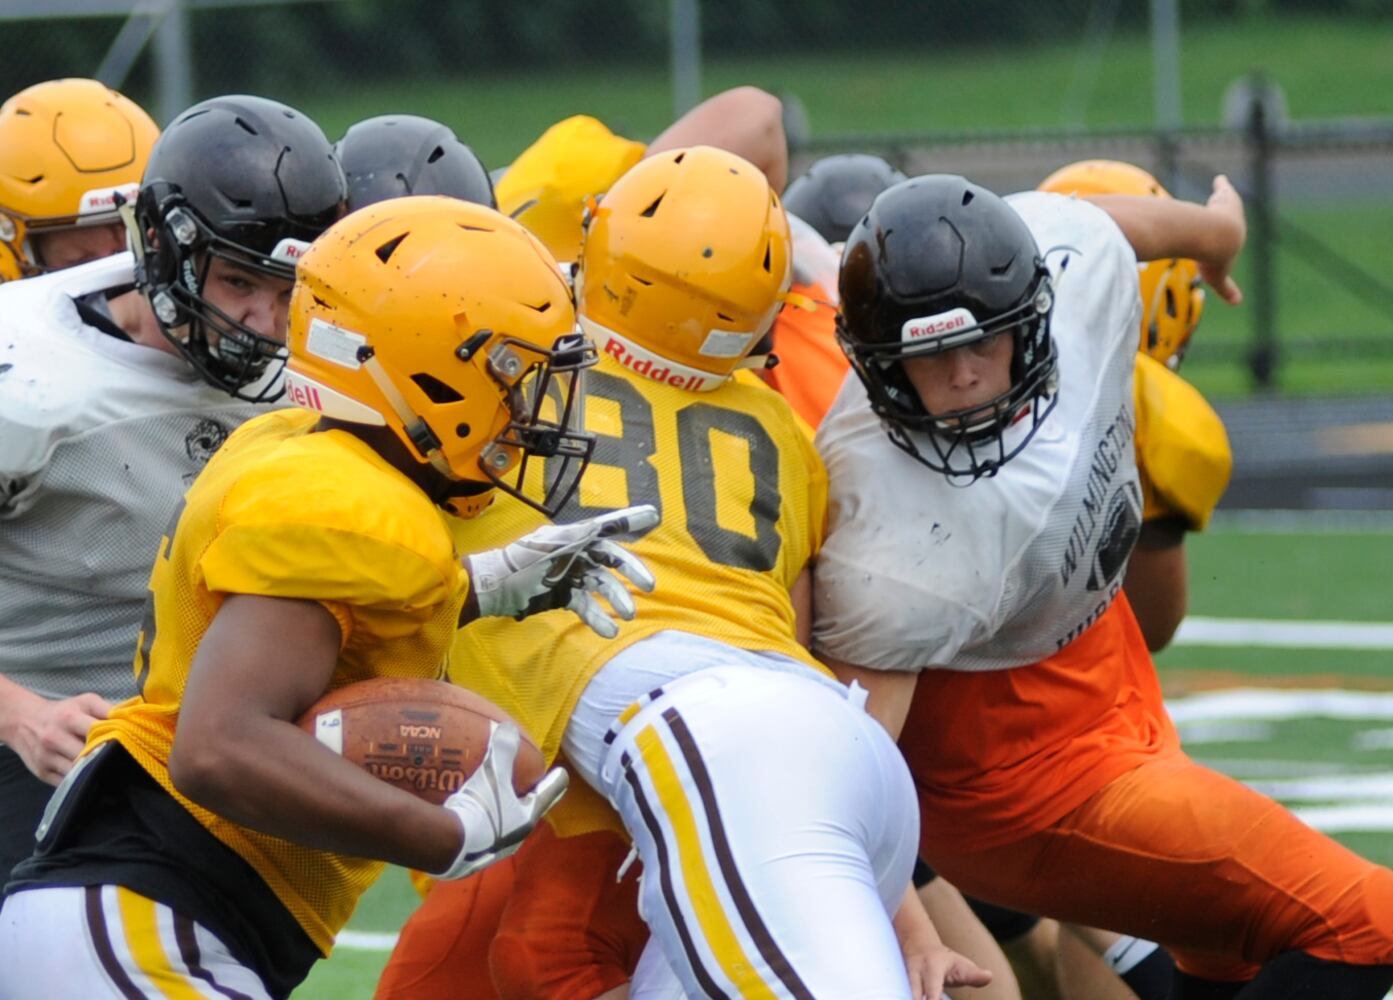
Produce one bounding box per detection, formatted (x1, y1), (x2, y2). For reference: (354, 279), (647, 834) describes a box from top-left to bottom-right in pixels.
(374, 854), (516, 1000)
(925, 750), (1393, 983)
(375, 822), (647, 1000)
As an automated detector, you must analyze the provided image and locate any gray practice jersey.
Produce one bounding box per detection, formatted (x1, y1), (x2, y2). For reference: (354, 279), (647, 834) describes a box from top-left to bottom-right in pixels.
(0, 253), (270, 701)
(813, 193), (1143, 672)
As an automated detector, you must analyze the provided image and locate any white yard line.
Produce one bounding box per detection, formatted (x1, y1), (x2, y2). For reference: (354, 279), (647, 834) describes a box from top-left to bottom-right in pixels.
(1167, 688), (1393, 722)
(335, 929), (399, 951)
(1174, 617), (1393, 649)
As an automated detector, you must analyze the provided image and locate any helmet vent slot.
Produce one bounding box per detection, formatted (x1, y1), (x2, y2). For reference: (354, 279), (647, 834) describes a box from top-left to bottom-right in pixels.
(762, 241), (772, 272)
(375, 233), (408, 263)
(716, 312), (734, 322)
(639, 193), (665, 218)
(673, 152), (686, 164)
(990, 254), (1015, 276)
(410, 372), (464, 403)
(632, 275), (653, 286)
(526, 299), (553, 313)
(962, 190), (975, 206)
(1164, 287), (1177, 317)
(233, 116), (258, 136)
(457, 223), (491, 233)
(427, 146), (446, 163)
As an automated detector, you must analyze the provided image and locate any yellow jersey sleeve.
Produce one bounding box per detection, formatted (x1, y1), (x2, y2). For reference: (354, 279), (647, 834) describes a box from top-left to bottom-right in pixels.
(1133, 353), (1233, 530)
(200, 440), (464, 646)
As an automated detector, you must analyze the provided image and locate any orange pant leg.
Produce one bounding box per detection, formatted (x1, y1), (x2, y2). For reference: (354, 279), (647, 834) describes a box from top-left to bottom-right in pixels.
(374, 854), (518, 1000)
(924, 752), (1393, 983)
(490, 823), (648, 1000)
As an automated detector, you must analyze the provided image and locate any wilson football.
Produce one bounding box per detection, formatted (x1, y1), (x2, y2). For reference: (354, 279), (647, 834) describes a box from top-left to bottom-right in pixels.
(296, 676), (546, 805)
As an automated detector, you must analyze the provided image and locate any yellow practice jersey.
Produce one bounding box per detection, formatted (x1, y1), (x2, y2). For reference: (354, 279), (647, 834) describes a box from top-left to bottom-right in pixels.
(85, 408), (469, 955)
(1133, 353), (1233, 530)
(450, 355), (830, 764)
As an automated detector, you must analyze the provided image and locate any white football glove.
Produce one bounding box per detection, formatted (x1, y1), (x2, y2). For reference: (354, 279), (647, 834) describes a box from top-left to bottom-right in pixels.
(433, 721), (568, 881)
(465, 504), (660, 638)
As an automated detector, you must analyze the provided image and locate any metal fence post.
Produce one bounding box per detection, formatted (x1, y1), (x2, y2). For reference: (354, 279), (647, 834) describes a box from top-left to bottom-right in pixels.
(670, 0), (701, 120)
(153, 0), (192, 124)
(1246, 82), (1277, 390)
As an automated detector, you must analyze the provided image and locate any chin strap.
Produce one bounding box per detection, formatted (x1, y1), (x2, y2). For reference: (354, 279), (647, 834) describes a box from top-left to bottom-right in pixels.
(356, 345), (457, 481)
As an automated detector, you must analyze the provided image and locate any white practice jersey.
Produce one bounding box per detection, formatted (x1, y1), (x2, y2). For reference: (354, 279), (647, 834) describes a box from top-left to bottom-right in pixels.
(0, 254), (269, 700)
(813, 193), (1142, 672)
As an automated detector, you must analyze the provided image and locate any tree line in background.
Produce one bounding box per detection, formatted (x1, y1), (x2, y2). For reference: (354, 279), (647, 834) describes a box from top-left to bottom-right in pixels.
(3, 0), (1390, 108)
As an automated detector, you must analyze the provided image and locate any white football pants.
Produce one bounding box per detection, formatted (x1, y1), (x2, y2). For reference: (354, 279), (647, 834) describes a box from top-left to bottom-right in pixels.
(565, 631), (920, 999)
(0, 884), (272, 999)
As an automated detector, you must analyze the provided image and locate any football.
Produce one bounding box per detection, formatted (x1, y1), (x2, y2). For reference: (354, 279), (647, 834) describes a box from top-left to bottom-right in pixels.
(296, 676), (547, 805)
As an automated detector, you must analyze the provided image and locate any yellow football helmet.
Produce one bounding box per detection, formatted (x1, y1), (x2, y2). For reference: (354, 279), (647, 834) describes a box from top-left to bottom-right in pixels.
(0, 78), (159, 280)
(495, 115), (646, 264)
(284, 196), (597, 518)
(1038, 159), (1205, 368)
(576, 145), (793, 392)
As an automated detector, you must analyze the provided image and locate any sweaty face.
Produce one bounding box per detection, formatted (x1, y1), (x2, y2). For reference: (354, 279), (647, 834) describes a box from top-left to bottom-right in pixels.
(200, 256), (294, 343)
(901, 331), (1014, 422)
(31, 223), (126, 270)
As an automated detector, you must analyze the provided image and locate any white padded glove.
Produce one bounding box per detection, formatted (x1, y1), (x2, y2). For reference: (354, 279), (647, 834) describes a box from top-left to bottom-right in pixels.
(465, 504), (659, 638)
(433, 721), (568, 881)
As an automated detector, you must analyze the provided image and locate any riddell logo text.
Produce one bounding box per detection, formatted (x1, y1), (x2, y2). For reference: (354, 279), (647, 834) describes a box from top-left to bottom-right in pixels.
(903, 312), (970, 341)
(604, 337), (710, 390)
(286, 380), (324, 411)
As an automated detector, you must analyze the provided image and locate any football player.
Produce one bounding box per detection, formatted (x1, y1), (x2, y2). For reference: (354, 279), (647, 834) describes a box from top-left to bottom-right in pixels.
(388, 147), (990, 1000)
(0, 195), (657, 998)
(0, 94), (343, 881)
(0, 79), (158, 281)
(817, 173), (1393, 999)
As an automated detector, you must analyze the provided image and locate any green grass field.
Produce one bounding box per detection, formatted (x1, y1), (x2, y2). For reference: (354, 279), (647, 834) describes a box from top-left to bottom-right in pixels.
(293, 522), (1393, 998)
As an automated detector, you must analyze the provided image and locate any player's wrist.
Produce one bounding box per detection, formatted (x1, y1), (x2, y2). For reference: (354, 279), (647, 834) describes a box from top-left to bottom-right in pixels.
(433, 792), (502, 880)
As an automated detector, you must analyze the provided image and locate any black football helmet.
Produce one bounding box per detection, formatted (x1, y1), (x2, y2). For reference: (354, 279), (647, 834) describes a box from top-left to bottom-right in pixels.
(130, 95), (346, 402)
(782, 153), (907, 245)
(335, 115), (495, 212)
(836, 175), (1058, 484)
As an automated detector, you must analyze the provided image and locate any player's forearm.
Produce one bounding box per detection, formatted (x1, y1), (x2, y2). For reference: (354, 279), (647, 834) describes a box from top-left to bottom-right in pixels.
(894, 882), (944, 949)
(1088, 195), (1244, 268)
(169, 715), (462, 873)
(646, 86), (789, 192)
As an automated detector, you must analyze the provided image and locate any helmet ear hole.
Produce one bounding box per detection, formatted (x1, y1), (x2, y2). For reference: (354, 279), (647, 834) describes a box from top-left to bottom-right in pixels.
(455, 422), (472, 438)
(411, 372), (464, 403)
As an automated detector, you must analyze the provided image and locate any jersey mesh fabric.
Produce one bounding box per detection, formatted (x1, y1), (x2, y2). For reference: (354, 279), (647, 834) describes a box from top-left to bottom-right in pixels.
(0, 255), (264, 700)
(1133, 353), (1232, 529)
(449, 354), (829, 764)
(85, 408), (468, 954)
